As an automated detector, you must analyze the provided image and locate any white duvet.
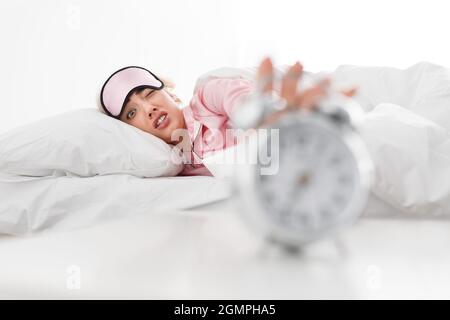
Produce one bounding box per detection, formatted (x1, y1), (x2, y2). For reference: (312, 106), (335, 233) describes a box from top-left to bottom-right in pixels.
(332, 62), (450, 217)
(1, 61), (450, 236)
(199, 61), (450, 218)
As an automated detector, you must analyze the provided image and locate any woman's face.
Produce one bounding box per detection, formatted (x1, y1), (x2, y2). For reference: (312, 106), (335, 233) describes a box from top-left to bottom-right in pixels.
(120, 87), (186, 144)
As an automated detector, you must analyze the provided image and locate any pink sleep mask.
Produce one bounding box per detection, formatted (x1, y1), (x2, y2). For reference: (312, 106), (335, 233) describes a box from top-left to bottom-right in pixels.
(100, 66), (164, 119)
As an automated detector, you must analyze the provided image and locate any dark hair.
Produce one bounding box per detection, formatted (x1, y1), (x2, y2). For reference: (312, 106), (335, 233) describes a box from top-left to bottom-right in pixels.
(122, 87), (147, 109)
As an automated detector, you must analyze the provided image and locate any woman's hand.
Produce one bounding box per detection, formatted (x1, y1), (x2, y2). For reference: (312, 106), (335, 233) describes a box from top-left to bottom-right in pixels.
(255, 57), (357, 127)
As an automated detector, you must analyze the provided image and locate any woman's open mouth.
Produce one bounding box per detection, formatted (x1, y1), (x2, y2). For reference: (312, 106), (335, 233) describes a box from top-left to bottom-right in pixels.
(154, 112), (169, 129)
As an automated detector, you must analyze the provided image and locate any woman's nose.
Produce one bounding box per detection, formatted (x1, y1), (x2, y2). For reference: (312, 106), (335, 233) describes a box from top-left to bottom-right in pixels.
(148, 107), (157, 118)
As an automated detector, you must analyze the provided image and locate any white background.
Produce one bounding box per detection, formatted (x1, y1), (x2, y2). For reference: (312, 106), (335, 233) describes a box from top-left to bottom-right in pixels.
(1, 0), (449, 133)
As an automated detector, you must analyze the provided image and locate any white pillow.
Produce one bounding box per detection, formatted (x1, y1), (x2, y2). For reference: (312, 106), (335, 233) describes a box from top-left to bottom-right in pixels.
(0, 108), (184, 177)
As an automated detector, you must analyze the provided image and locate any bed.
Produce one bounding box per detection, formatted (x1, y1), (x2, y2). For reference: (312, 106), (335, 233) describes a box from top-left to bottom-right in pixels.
(1, 179), (450, 299)
(2, 62), (450, 299)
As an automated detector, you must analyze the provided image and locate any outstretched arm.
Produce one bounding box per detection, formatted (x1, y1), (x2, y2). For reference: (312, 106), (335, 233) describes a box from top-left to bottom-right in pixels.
(190, 77), (255, 128)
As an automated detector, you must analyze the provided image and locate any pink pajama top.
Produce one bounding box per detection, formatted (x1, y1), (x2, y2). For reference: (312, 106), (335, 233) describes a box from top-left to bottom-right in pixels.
(178, 78), (255, 176)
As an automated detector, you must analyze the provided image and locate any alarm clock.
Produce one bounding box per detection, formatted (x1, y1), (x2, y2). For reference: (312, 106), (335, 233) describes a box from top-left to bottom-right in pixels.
(231, 86), (374, 248)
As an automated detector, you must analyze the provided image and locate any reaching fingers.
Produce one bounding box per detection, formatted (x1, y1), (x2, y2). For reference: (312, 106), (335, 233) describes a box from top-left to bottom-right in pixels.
(256, 57), (354, 115)
(340, 87), (358, 97)
(280, 61), (303, 105)
(292, 77), (330, 110)
(257, 109), (289, 128)
(256, 57), (274, 94)
(317, 77), (331, 89)
(294, 85), (327, 110)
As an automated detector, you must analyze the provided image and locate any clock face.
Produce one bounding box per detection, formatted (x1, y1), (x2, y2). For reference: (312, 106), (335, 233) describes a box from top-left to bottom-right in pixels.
(256, 121), (359, 235)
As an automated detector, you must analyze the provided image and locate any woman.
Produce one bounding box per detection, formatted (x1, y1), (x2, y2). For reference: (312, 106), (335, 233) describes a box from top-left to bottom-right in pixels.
(99, 57), (355, 176)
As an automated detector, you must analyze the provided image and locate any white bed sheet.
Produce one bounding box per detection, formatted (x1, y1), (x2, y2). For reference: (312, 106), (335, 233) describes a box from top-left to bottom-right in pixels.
(0, 173), (230, 236)
(1, 196), (450, 299)
(0, 168), (442, 238)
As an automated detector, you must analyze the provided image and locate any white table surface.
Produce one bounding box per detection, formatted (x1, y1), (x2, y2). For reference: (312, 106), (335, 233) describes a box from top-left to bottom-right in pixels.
(1, 198), (450, 299)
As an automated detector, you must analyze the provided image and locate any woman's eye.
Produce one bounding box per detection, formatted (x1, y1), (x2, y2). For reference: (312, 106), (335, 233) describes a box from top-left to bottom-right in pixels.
(127, 110), (136, 119)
